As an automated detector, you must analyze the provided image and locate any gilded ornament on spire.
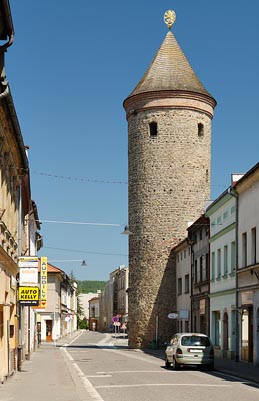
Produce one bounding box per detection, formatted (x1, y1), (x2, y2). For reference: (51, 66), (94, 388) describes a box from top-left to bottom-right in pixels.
(164, 10), (176, 29)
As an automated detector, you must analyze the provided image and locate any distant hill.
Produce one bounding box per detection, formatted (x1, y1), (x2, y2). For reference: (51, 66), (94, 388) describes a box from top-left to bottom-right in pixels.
(77, 280), (106, 294)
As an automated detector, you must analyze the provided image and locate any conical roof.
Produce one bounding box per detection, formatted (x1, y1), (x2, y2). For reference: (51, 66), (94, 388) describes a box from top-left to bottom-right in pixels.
(128, 30), (213, 99)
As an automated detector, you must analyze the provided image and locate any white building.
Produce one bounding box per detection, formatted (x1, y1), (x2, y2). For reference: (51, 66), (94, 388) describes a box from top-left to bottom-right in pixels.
(173, 239), (191, 333)
(206, 189), (237, 359)
(234, 163), (259, 364)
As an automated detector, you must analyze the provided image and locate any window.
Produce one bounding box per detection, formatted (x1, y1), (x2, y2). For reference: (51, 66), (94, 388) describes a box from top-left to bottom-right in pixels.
(199, 229), (202, 241)
(251, 227), (256, 265)
(198, 122), (204, 137)
(205, 253), (209, 280)
(223, 210), (228, 220)
(194, 260), (198, 284)
(200, 256), (203, 282)
(217, 215), (222, 225)
(0, 308), (3, 338)
(242, 232), (247, 267)
(185, 321), (189, 332)
(178, 278), (182, 295)
(185, 274), (190, 293)
(231, 241), (236, 272)
(213, 311), (221, 346)
(149, 122), (157, 137)
(217, 249), (221, 278)
(211, 252), (215, 279)
(224, 245), (228, 276)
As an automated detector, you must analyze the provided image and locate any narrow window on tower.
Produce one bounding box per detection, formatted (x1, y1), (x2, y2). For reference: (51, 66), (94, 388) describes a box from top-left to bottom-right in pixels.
(198, 122), (204, 137)
(149, 122), (157, 137)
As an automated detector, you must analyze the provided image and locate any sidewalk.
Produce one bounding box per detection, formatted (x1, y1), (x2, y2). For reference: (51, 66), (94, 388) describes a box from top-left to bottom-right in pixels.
(0, 331), (83, 401)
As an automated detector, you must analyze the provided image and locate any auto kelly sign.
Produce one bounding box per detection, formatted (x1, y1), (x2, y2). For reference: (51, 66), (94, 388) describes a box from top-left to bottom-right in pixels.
(19, 286), (39, 306)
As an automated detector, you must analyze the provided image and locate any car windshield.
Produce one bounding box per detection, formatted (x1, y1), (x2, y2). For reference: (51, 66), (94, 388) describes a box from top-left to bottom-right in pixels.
(181, 335), (210, 347)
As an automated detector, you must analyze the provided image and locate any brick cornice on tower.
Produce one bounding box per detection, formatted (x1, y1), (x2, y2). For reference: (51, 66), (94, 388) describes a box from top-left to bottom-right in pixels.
(124, 90), (216, 120)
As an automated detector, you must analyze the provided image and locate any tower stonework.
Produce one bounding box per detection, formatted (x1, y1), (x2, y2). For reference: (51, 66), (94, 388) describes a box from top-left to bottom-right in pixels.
(123, 13), (216, 348)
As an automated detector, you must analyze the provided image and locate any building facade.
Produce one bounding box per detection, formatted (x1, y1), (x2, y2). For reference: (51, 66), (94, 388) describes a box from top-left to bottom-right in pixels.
(35, 264), (77, 343)
(206, 191), (237, 359)
(188, 215), (210, 336)
(123, 11), (216, 348)
(234, 163), (259, 364)
(173, 239), (191, 334)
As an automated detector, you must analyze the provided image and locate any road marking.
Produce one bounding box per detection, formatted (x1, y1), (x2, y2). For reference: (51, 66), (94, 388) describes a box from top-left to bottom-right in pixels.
(95, 383), (232, 389)
(87, 375), (112, 378)
(62, 347), (105, 401)
(61, 331), (83, 348)
(96, 370), (165, 374)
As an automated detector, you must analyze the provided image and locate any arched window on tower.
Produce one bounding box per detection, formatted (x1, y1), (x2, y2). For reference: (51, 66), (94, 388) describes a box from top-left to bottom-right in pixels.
(149, 122), (157, 137)
(198, 123), (204, 137)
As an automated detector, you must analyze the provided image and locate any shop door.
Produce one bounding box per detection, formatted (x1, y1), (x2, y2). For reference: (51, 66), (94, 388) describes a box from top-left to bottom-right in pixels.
(46, 320), (53, 342)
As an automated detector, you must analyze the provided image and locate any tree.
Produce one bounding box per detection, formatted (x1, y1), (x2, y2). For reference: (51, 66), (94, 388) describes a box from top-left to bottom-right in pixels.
(69, 270), (88, 330)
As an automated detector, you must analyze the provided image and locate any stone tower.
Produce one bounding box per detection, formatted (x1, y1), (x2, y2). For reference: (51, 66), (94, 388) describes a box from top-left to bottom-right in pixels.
(123, 11), (216, 348)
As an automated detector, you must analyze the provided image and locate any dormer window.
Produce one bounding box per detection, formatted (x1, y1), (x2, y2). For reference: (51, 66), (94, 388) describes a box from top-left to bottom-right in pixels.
(149, 122), (157, 137)
(198, 123), (204, 137)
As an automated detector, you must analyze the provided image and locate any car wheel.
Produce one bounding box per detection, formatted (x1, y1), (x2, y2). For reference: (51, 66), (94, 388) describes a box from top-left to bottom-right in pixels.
(165, 358), (171, 368)
(172, 357), (180, 370)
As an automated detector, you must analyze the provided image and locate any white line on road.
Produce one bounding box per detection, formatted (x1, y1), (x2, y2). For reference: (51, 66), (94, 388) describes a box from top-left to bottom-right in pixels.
(96, 370), (165, 374)
(95, 383), (232, 389)
(62, 347), (105, 401)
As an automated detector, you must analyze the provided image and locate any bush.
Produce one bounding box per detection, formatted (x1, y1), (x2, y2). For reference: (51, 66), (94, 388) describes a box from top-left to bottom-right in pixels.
(78, 317), (88, 330)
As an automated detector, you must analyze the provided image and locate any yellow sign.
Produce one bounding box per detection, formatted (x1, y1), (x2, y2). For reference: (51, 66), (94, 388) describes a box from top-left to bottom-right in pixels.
(19, 286), (39, 300)
(40, 257), (48, 308)
(19, 286), (39, 306)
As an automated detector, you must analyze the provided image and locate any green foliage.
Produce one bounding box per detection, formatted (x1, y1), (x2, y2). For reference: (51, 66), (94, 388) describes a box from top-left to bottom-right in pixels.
(77, 280), (106, 294)
(78, 317), (88, 330)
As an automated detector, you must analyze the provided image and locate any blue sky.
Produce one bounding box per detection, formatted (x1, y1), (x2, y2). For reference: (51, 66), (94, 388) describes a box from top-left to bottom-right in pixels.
(6, 1), (259, 281)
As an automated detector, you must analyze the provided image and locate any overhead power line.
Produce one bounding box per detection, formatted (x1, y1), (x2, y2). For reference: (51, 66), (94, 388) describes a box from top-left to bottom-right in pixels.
(43, 245), (127, 257)
(36, 219), (122, 227)
(31, 170), (127, 185)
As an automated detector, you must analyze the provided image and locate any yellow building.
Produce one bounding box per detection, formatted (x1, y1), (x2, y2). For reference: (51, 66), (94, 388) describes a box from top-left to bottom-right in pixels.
(0, 0), (35, 382)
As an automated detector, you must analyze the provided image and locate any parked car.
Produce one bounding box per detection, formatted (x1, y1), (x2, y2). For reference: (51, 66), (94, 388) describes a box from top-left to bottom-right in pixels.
(165, 333), (214, 370)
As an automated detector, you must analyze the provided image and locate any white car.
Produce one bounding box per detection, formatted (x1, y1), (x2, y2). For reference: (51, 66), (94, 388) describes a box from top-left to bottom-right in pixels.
(165, 333), (214, 370)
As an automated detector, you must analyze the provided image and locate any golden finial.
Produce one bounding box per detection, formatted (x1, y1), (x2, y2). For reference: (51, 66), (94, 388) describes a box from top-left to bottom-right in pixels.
(164, 10), (176, 30)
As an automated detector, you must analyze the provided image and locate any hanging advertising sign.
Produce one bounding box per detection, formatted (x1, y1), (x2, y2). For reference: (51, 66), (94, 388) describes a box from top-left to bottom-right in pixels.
(39, 256), (48, 308)
(19, 286), (39, 306)
(18, 256), (39, 286)
(19, 267), (39, 285)
(18, 256), (39, 268)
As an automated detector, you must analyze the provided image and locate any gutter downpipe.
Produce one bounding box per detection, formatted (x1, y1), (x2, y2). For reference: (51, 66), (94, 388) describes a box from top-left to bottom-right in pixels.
(228, 187), (239, 362)
(17, 182), (22, 371)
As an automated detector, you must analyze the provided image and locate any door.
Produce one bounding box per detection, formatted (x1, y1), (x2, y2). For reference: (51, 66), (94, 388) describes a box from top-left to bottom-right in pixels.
(46, 320), (53, 342)
(223, 312), (228, 358)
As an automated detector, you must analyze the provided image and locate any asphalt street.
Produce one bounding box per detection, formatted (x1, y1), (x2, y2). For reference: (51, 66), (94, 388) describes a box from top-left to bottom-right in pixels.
(1, 331), (259, 401)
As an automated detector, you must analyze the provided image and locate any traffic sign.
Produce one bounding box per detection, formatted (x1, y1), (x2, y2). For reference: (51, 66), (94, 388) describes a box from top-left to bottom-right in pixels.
(168, 313), (178, 319)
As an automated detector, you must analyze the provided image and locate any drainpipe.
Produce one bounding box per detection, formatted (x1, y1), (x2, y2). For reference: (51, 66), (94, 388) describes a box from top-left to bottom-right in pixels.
(228, 187), (239, 362)
(17, 182), (23, 371)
